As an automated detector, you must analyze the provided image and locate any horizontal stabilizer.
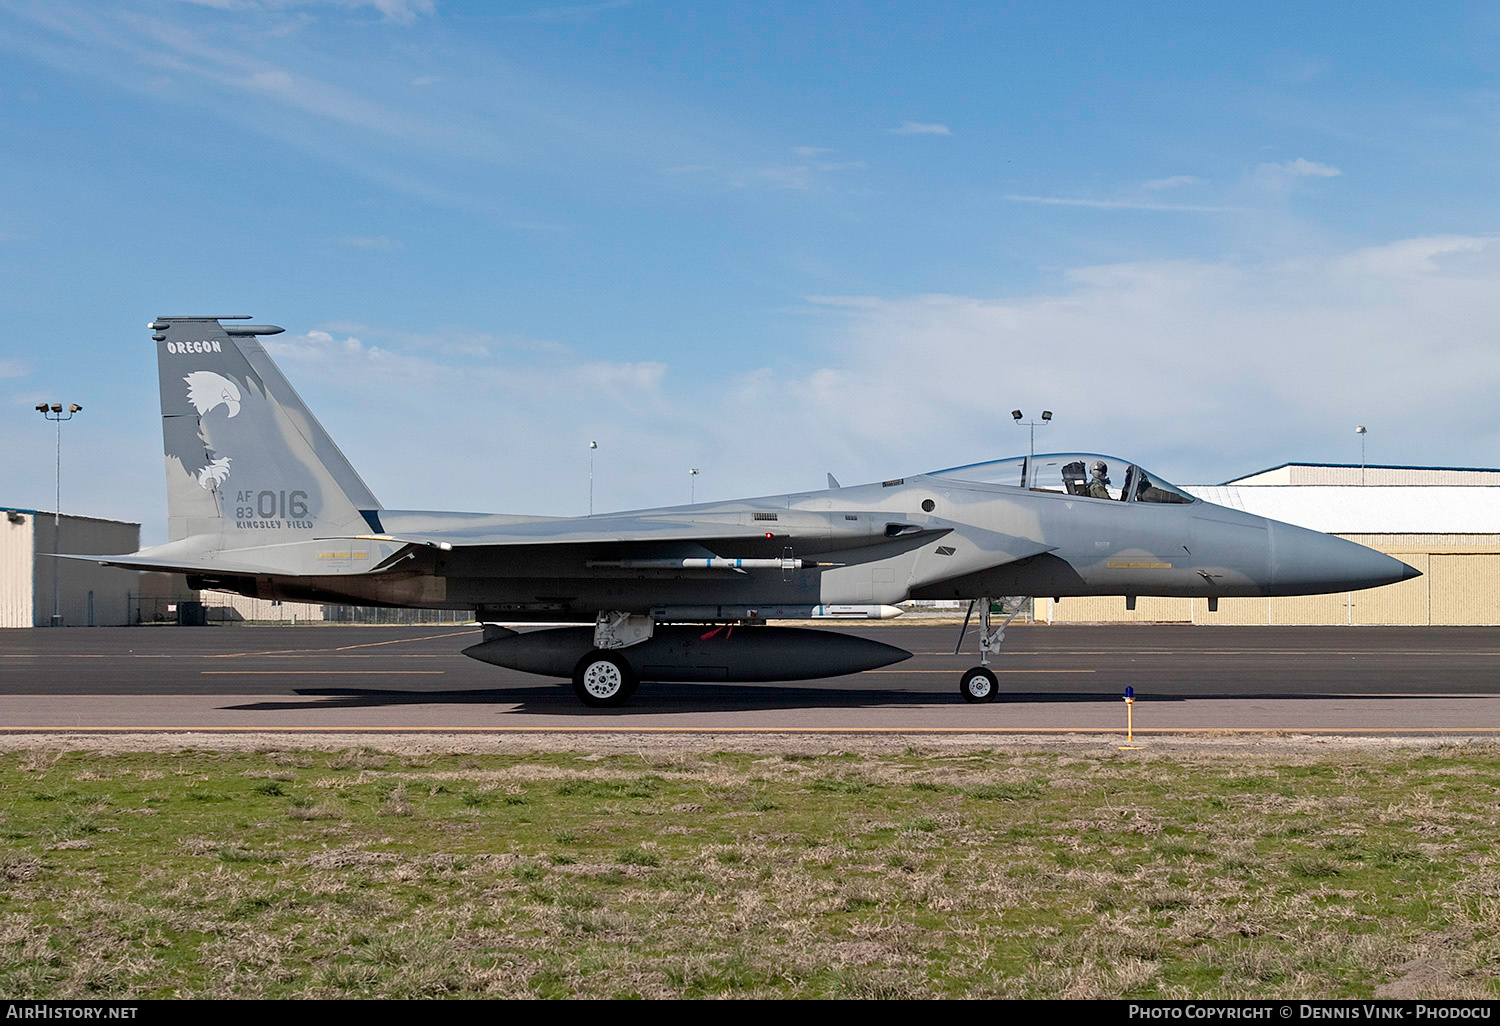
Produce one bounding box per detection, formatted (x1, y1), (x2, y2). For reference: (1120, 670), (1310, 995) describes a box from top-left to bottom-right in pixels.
(52, 551), (279, 576)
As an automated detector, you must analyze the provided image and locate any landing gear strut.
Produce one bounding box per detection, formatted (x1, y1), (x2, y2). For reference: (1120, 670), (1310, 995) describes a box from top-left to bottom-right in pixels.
(570, 611), (652, 707)
(955, 595), (1025, 703)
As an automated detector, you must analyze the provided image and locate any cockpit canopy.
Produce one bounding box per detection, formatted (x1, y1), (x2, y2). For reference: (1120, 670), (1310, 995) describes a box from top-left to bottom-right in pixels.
(928, 453), (1196, 505)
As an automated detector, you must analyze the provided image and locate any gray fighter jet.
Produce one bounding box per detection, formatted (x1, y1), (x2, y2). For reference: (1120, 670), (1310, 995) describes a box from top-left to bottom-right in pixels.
(92, 316), (1420, 706)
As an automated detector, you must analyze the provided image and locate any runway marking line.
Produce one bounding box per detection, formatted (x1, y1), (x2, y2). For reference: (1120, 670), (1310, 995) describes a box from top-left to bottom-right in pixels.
(906, 650), (1500, 657)
(6, 726), (1500, 735)
(199, 671), (445, 676)
(333, 630), (481, 652)
(203, 629), (481, 660)
(867, 669), (1097, 674)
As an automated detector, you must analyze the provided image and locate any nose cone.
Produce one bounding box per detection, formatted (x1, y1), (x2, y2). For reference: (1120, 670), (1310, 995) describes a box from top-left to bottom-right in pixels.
(1270, 521), (1421, 595)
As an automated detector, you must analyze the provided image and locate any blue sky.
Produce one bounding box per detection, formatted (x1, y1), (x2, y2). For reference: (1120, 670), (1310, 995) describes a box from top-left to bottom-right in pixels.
(3, 1), (1498, 543)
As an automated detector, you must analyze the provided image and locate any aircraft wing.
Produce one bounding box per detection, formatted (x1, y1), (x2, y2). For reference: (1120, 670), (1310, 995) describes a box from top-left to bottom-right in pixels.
(71, 507), (961, 580)
(939, 523), (1058, 568)
(362, 508), (953, 550)
(77, 510), (1048, 581)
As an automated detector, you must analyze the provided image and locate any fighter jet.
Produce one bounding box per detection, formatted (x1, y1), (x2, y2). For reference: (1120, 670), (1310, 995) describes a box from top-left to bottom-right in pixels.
(91, 316), (1420, 707)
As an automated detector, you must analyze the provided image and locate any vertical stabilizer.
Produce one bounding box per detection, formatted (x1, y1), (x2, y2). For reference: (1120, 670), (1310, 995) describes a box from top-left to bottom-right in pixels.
(152, 317), (381, 544)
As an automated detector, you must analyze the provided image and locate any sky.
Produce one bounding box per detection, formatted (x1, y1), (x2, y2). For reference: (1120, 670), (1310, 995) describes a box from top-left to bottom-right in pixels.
(2, 1), (1498, 545)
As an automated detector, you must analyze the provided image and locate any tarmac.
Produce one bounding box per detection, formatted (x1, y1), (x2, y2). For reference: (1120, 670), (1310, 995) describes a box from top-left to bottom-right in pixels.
(2, 623), (1498, 735)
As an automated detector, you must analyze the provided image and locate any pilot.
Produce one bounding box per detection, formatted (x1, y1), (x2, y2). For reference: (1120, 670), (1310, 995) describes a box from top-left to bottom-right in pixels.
(1134, 472), (1181, 504)
(1088, 460), (1112, 499)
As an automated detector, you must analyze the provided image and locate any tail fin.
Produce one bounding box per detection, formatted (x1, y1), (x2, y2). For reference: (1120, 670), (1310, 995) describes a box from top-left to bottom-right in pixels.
(153, 316), (381, 544)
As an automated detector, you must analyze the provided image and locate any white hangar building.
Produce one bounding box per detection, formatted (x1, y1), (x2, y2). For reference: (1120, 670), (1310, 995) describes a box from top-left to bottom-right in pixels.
(0, 508), (144, 627)
(0, 505), (324, 627)
(1042, 463), (1500, 626)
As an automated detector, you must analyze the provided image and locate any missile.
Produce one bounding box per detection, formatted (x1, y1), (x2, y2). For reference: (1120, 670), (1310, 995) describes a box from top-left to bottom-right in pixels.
(585, 557), (842, 571)
(461, 624), (912, 682)
(809, 604), (905, 619)
(649, 604), (904, 620)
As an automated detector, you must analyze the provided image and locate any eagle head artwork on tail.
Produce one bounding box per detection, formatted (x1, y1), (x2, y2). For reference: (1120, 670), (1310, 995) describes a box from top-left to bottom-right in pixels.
(185, 371), (241, 419)
(183, 371), (240, 490)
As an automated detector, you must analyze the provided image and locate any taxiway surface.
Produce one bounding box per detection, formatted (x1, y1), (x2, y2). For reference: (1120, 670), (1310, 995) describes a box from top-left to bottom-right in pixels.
(2, 623), (1498, 734)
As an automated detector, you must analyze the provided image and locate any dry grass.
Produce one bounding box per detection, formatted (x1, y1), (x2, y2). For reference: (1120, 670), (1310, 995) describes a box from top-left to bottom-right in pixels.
(1, 740), (1499, 998)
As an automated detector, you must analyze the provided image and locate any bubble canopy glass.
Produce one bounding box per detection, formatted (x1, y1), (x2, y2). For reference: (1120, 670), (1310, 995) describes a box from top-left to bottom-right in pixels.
(928, 453), (1196, 505)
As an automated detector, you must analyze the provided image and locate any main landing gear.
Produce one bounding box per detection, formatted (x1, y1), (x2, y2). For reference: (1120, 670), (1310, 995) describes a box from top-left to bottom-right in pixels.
(571, 611), (652, 707)
(955, 596), (1024, 703)
(571, 650), (639, 707)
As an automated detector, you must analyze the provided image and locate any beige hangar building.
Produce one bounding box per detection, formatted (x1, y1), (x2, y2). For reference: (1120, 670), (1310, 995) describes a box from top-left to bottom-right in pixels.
(1041, 463), (1500, 626)
(0, 508), (146, 627)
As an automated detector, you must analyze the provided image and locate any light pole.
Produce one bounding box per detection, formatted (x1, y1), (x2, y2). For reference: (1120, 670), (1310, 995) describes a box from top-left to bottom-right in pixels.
(690, 467), (700, 503)
(1355, 425), (1367, 485)
(1011, 409), (1052, 457)
(588, 441), (598, 515)
(35, 402), (82, 627)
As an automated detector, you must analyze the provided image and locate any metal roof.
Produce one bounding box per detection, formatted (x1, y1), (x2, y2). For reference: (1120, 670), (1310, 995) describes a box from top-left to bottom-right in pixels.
(1223, 462), (1500, 486)
(0, 507), (139, 527)
(1186, 486), (1500, 534)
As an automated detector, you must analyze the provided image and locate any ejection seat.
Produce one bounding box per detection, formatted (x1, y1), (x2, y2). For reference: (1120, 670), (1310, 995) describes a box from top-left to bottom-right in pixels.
(1061, 460), (1088, 496)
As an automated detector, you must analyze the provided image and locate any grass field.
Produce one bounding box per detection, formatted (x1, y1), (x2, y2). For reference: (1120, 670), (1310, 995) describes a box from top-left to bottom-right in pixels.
(2, 739), (1498, 999)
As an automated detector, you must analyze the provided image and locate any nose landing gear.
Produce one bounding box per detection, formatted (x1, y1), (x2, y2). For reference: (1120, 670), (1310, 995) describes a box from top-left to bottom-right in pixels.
(955, 596), (1024, 703)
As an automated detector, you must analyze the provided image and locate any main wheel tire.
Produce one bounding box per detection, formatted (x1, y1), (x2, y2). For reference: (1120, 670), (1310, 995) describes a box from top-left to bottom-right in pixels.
(571, 651), (638, 707)
(959, 666), (999, 703)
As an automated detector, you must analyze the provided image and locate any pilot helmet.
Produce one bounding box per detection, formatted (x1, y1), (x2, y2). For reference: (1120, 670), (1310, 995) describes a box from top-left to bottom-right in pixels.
(1090, 460), (1108, 478)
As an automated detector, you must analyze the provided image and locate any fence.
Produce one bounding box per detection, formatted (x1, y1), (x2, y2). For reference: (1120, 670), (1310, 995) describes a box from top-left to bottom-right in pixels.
(127, 594), (474, 626)
(319, 606), (476, 625)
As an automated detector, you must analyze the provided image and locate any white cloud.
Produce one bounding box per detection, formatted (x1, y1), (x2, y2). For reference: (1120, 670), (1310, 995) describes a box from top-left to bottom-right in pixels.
(0, 360), (29, 379)
(248, 69), (294, 93)
(1005, 194), (1241, 213)
(1012, 161), (1335, 216)
(173, 0), (436, 21)
(1141, 175), (1205, 191)
(358, 0), (436, 22)
(792, 146), (834, 157)
(251, 236), (1500, 516)
(679, 157), (865, 192)
(737, 236), (1500, 486)
(889, 121), (951, 136)
(731, 165), (817, 191)
(260, 328), (676, 513)
(1258, 157), (1343, 179)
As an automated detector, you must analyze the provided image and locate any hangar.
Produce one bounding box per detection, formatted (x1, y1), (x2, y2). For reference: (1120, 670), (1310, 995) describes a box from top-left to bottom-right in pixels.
(1041, 463), (1500, 626)
(0, 508), (144, 627)
(0, 507), (433, 626)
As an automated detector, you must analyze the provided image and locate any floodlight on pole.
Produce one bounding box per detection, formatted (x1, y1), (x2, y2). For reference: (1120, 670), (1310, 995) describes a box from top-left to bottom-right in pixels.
(588, 441), (598, 516)
(1012, 409), (1053, 458)
(35, 401), (83, 627)
(690, 467), (700, 503)
(1355, 425), (1367, 485)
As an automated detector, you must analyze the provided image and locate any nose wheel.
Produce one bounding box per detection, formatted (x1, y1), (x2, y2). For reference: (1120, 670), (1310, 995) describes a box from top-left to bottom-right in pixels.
(959, 666), (998, 703)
